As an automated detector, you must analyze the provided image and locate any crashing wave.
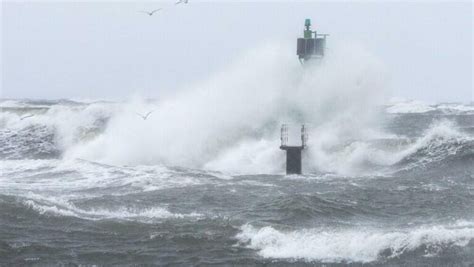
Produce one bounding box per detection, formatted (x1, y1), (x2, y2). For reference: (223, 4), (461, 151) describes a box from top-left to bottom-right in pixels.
(386, 100), (474, 115)
(1, 99), (472, 176)
(386, 100), (436, 114)
(236, 222), (474, 263)
(0, 102), (114, 159)
(0, 45), (472, 176)
(392, 120), (474, 171)
(0, 125), (59, 159)
(22, 199), (201, 222)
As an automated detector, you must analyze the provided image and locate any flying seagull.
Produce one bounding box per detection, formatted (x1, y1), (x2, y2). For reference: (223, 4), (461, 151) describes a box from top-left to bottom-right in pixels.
(20, 114), (35, 120)
(175, 0), (189, 5)
(139, 9), (162, 16)
(136, 111), (154, 120)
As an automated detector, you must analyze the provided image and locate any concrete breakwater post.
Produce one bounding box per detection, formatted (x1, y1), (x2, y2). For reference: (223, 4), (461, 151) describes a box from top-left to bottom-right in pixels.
(280, 124), (307, 174)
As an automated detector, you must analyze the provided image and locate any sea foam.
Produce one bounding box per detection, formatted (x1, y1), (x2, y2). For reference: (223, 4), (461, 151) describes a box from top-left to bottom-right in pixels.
(236, 222), (474, 263)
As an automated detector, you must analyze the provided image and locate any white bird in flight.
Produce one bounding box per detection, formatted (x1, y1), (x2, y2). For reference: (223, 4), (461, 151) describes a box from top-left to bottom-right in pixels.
(175, 0), (189, 5)
(20, 114), (35, 120)
(139, 9), (162, 16)
(136, 111), (154, 120)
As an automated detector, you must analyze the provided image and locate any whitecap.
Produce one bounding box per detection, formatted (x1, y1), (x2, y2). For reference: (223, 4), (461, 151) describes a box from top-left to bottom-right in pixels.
(236, 222), (474, 263)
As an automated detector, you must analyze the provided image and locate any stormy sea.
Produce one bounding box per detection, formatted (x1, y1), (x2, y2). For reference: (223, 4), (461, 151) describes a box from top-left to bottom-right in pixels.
(1, 48), (473, 266)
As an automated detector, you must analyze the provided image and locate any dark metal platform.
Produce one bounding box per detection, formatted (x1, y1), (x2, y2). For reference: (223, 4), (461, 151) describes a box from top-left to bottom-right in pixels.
(280, 145), (304, 174)
(280, 124), (307, 175)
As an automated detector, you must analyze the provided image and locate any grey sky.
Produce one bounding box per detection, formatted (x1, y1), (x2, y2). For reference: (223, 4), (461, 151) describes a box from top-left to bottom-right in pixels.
(1, 1), (473, 102)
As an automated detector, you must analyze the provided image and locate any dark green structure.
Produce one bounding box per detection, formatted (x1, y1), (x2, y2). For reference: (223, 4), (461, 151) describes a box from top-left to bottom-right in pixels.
(296, 19), (328, 64)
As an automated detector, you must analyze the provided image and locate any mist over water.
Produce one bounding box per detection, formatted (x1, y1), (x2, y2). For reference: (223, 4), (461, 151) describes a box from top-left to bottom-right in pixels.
(1, 43), (473, 265)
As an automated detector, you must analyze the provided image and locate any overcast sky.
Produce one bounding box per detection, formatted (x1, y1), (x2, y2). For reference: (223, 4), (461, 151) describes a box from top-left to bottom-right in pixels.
(1, 1), (473, 102)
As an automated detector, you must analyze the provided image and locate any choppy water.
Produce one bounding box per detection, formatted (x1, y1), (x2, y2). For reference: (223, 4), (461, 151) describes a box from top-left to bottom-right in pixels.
(0, 99), (473, 266)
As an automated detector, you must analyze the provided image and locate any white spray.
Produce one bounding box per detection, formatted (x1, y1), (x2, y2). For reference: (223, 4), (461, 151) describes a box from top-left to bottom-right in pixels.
(64, 42), (389, 174)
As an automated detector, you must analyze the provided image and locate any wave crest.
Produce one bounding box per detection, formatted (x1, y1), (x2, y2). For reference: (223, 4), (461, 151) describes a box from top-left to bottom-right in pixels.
(236, 222), (474, 263)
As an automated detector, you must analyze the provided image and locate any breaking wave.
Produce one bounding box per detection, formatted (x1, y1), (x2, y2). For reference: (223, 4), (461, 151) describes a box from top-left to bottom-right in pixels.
(300, 119), (473, 175)
(236, 222), (474, 263)
(1, 44), (472, 176)
(393, 120), (474, 171)
(22, 199), (201, 222)
(0, 102), (114, 159)
(386, 99), (474, 115)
